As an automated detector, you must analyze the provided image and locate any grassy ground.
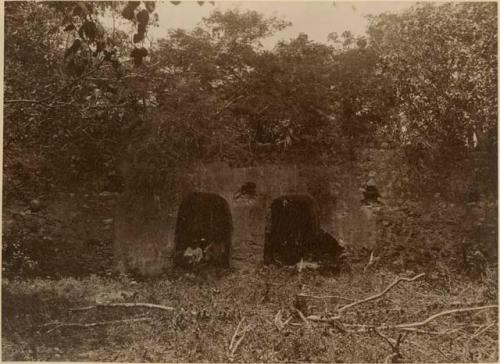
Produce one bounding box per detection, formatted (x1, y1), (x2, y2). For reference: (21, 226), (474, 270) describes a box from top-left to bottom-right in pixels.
(2, 261), (498, 363)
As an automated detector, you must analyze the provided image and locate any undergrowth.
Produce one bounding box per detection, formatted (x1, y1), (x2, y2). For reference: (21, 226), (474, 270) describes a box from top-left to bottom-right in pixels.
(2, 263), (498, 362)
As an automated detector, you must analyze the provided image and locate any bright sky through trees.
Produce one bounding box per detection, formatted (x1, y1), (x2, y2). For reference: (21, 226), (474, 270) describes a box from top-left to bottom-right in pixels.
(148, 1), (414, 47)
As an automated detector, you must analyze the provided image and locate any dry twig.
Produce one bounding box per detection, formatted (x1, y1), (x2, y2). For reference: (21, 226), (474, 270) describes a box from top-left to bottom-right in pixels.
(273, 310), (292, 332)
(274, 310), (283, 331)
(228, 318), (252, 358)
(384, 353), (399, 364)
(45, 317), (150, 334)
(364, 250), (380, 272)
(306, 314), (341, 323)
(229, 318), (244, 352)
(305, 274), (425, 324)
(70, 302), (175, 312)
(463, 322), (497, 361)
(297, 293), (354, 302)
(389, 305), (497, 329)
(232, 326), (251, 355)
(301, 271), (496, 351)
(373, 328), (407, 363)
(338, 273), (426, 313)
(434, 345), (453, 361)
(470, 322), (496, 339)
(294, 308), (311, 328)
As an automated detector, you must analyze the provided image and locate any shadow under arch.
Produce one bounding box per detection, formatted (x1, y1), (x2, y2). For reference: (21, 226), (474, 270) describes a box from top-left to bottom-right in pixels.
(264, 194), (320, 265)
(174, 192), (233, 268)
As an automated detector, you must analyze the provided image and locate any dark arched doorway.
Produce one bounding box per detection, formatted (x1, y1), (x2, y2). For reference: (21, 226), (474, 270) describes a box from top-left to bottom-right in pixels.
(174, 192), (233, 268)
(264, 194), (320, 265)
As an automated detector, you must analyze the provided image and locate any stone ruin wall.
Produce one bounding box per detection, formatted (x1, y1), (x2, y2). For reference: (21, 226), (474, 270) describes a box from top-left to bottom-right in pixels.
(114, 148), (398, 276)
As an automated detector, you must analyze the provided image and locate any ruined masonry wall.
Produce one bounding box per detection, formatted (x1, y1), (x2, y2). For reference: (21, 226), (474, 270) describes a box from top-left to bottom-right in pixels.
(114, 149), (397, 275)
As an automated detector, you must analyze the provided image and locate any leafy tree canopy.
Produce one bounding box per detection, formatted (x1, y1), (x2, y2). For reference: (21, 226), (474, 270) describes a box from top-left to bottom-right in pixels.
(3, 1), (497, 200)
(367, 2), (497, 156)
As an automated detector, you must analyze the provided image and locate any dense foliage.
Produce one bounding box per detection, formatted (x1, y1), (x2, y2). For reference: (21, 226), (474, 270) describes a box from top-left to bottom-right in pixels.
(368, 3), (497, 192)
(5, 2), (496, 190)
(369, 3), (497, 152)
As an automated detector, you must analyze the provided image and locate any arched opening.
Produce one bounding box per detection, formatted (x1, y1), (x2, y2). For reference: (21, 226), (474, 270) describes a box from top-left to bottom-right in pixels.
(174, 192), (233, 268)
(264, 194), (320, 265)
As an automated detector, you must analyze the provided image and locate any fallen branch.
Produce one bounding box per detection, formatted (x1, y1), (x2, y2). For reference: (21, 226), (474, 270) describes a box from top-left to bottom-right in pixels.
(338, 273), (426, 313)
(273, 310), (283, 331)
(375, 328), (407, 350)
(390, 327), (462, 335)
(389, 305), (497, 329)
(384, 352), (399, 364)
(338, 324), (453, 335)
(306, 314), (341, 323)
(462, 322), (496, 362)
(294, 308), (311, 328)
(45, 317), (150, 334)
(70, 302), (175, 312)
(274, 310), (291, 332)
(325, 306), (496, 332)
(231, 326), (251, 356)
(434, 345), (453, 361)
(306, 304), (496, 334)
(470, 322), (496, 339)
(274, 310), (292, 332)
(229, 318), (252, 358)
(364, 250), (380, 273)
(229, 318), (244, 352)
(373, 328), (407, 363)
(373, 328), (398, 347)
(297, 293), (354, 302)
